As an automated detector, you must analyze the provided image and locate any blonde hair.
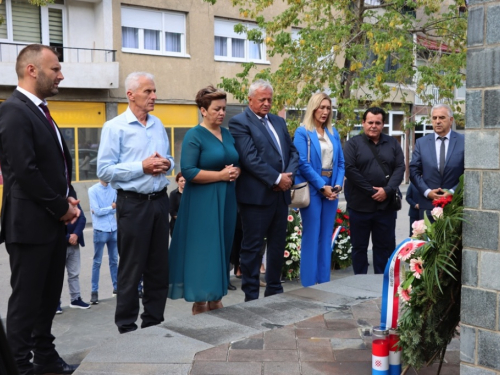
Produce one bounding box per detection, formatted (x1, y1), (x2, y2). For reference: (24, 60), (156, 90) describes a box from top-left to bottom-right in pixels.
(303, 93), (333, 132)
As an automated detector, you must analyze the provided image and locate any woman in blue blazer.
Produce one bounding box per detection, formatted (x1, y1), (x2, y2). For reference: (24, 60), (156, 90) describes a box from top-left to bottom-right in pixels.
(293, 93), (345, 287)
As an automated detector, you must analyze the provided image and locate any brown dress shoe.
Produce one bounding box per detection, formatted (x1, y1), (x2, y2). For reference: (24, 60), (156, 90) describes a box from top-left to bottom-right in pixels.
(208, 300), (223, 311)
(192, 302), (209, 315)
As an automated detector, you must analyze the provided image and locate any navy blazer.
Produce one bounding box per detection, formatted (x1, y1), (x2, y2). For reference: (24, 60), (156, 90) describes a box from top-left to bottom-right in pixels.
(409, 130), (464, 210)
(405, 183), (420, 218)
(293, 126), (345, 194)
(229, 107), (299, 206)
(66, 203), (86, 247)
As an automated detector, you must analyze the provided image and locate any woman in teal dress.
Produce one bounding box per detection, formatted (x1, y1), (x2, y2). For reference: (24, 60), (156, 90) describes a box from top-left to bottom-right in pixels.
(168, 86), (240, 315)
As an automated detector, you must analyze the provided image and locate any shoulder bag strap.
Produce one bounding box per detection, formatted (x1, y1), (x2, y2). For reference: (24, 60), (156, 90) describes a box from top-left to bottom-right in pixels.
(363, 134), (390, 180)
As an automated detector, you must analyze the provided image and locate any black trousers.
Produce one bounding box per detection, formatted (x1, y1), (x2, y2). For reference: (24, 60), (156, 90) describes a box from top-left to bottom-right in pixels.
(115, 192), (169, 333)
(348, 209), (397, 274)
(239, 198), (288, 301)
(6, 231), (66, 375)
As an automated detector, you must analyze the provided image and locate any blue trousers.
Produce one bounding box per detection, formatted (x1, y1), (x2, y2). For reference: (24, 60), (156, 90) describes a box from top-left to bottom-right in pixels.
(299, 187), (338, 287)
(348, 209), (396, 274)
(91, 230), (118, 292)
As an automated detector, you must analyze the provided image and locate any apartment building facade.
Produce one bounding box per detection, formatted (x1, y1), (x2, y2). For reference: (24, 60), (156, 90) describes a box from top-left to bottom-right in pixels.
(0, 0), (465, 191)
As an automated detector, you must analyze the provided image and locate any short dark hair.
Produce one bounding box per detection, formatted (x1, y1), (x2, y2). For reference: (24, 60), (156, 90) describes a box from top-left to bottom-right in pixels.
(362, 107), (387, 123)
(175, 172), (183, 182)
(16, 44), (59, 79)
(195, 85), (227, 110)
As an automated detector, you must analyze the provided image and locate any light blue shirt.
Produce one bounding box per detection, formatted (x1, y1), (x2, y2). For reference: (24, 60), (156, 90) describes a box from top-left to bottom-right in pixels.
(88, 182), (117, 232)
(97, 107), (174, 193)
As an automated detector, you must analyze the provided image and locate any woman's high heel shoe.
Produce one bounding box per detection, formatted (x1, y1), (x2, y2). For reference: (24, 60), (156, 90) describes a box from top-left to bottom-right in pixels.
(192, 302), (209, 315)
(208, 300), (223, 311)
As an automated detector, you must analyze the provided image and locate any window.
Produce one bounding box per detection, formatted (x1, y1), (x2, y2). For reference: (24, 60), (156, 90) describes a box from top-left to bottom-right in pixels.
(121, 6), (187, 57)
(0, 0), (65, 52)
(214, 19), (267, 63)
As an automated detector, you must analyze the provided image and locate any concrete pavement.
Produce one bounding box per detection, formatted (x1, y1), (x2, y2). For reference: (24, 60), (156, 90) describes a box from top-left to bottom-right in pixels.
(0, 184), (451, 375)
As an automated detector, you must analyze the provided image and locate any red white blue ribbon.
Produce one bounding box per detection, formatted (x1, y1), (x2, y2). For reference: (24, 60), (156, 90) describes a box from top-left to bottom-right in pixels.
(331, 226), (342, 251)
(380, 238), (426, 329)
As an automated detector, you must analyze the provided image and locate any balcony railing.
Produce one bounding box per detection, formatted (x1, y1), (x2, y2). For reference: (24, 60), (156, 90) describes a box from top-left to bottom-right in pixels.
(415, 85), (449, 106)
(0, 42), (116, 64)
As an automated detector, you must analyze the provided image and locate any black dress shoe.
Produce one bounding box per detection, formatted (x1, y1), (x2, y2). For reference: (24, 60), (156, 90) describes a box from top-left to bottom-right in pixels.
(228, 283), (236, 291)
(34, 357), (78, 375)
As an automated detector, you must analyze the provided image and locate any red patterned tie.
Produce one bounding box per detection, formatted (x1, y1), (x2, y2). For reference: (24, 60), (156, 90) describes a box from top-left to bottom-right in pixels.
(39, 103), (70, 188)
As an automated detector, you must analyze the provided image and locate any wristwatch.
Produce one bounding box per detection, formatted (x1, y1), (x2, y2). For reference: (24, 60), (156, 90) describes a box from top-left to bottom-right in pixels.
(320, 187), (326, 193)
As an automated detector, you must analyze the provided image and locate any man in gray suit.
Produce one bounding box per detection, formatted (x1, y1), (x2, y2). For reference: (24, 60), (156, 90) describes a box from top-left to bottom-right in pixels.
(409, 104), (465, 219)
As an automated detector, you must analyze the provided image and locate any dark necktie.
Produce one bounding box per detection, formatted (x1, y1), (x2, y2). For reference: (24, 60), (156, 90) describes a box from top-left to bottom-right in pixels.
(260, 117), (284, 170)
(438, 136), (447, 176)
(40, 103), (70, 188)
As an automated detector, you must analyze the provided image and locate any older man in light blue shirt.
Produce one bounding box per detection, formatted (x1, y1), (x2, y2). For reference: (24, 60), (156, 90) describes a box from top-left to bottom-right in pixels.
(88, 180), (118, 305)
(97, 71), (174, 334)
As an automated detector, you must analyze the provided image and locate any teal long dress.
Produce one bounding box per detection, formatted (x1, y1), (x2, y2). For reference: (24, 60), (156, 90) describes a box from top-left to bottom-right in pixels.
(168, 125), (239, 302)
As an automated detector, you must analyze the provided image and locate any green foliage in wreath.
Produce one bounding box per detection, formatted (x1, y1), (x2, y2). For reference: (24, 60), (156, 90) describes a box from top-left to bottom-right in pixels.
(397, 176), (464, 373)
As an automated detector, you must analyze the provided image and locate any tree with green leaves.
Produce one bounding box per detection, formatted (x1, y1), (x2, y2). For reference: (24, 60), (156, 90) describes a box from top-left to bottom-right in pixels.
(204, 0), (467, 137)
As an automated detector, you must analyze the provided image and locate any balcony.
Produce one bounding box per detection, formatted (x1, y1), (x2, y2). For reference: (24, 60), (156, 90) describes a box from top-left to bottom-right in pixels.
(415, 85), (448, 106)
(0, 43), (119, 89)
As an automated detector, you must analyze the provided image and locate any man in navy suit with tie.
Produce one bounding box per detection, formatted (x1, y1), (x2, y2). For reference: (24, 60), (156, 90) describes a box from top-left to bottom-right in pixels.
(0, 45), (80, 375)
(410, 104), (465, 219)
(229, 80), (299, 302)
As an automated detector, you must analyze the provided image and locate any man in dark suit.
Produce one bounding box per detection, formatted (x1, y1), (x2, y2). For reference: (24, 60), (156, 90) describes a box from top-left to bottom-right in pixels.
(0, 44), (80, 375)
(410, 104), (464, 219)
(229, 79), (299, 302)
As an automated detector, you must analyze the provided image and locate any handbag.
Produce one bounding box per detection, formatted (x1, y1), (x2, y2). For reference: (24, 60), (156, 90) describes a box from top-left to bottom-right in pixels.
(289, 132), (311, 209)
(363, 135), (402, 211)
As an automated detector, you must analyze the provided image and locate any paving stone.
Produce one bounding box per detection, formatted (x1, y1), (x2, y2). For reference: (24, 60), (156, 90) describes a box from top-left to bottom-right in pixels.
(301, 361), (372, 374)
(263, 361), (300, 375)
(330, 338), (366, 350)
(285, 288), (356, 307)
(263, 326), (297, 350)
(75, 362), (191, 375)
(231, 338), (264, 350)
(82, 334), (212, 364)
(324, 319), (359, 331)
(333, 348), (373, 362)
(294, 315), (327, 329)
(161, 312), (261, 346)
(204, 304), (275, 331)
(190, 361), (262, 375)
(323, 310), (354, 320)
(445, 350), (461, 365)
(298, 345), (336, 362)
(228, 349), (298, 362)
(193, 344), (229, 361)
(350, 302), (381, 320)
(296, 328), (360, 339)
(297, 338), (332, 348)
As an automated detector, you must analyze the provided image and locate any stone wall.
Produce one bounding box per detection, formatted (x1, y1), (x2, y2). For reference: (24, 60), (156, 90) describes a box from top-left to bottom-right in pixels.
(462, 1), (500, 373)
